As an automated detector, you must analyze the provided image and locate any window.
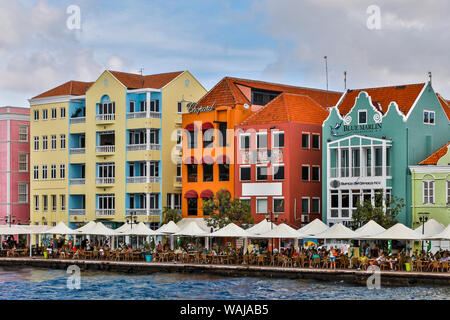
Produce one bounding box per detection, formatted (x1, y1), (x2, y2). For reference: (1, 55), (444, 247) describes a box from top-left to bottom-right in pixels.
(257, 132), (267, 149)
(98, 194), (115, 210)
(219, 123), (228, 147)
(423, 180), (435, 204)
(34, 136), (39, 151)
(219, 164), (229, 181)
(60, 134), (66, 149)
(312, 166), (320, 181)
(42, 165), (48, 179)
(98, 102), (115, 115)
(51, 108), (57, 119)
(60, 164), (65, 179)
(43, 195), (48, 211)
(42, 109), (48, 120)
(18, 153), (28, 172)
(149, 161), (159, 177)
(256, 198), (268, 214)
(273, 164), (284, 180)
(302, 198), (309, 214)
(256, 166), (268, 181)
(140, 101), (147, 112)
(187, 198), (198, 216)
(51, 165), (57, 179)
(272, 131), (284, 148)
(251, 89), (279, 105)
(187, 165), (197, 182)
(61, 195), (66, 211)
(33, 165), (39, 180)
(177, 164), (182, 177)
(42, 136), (48, 150)
(19, 125), (28, 142)
(177, 102), (182, 113)
(60, 107), (66, 118)
(129, 101), (135, 113)
(34, 109), (39, 121)
(52, 195), (57, 211)
(312, 198), (320, 213)
(302, 165), (310, 181)
(51, 135), (57, 150)
(188, 131), (197, 149)
(150, 100), (160, 112)
(34, 195), (39, 211)
(423, 110), (435, 124)
(312, 134), (320, 149)
(358, 110), (367, 124)
(18, 183), (28, 203)
(240, 166), (251, 181)
(240, 134), (250, 150)
(203, 164), (213, 182)
(203, 129), (213, 148)
(273, 198), (285, 213)
(302, 133), (310, 148)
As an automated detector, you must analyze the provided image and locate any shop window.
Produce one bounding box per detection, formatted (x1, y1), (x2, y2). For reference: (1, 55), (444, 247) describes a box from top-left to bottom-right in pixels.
(219, 164), (229, 181)
(273, 198), (285, 213)
(256, 166), (268, 181)
(273, 165), (284, 180)
(187, 198), (198, 216)
(187, 165), (197, 182)
(240, 166), (251, 181)
(203, 164), (213, 182)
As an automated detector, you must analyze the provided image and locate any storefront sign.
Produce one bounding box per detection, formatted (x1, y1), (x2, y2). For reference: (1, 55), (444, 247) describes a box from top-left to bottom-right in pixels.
(330, 179), (382, 188)
(343, 123), (382, 132)
(186, 102), (215, 114)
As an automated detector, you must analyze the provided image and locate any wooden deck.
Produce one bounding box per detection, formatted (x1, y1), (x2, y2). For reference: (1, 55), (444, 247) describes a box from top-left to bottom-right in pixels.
(0, 257), (449, 286)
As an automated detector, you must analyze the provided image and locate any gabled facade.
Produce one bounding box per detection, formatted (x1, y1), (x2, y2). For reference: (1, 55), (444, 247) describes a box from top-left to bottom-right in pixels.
(410, 142), (450, 227)
(322, 82), (450, 227)
(29, 70), (206, 229)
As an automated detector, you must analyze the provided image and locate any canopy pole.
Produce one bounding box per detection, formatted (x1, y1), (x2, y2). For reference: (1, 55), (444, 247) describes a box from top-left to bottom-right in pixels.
(294, 238), (299, 252)
(170, 235), (174, 250)
(243, 238), (248, 254)
(29, 234), (32, 257)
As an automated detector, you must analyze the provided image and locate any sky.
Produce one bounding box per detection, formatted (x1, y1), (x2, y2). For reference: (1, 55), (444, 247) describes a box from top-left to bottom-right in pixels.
(1, 0), (449, 107)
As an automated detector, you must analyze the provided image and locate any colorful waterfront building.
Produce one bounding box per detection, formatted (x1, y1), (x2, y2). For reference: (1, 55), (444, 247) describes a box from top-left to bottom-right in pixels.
(29, 70), (206, 228)
(409, 142), (450, 227)
(322, 82), (450, 227)
(234, 93), (340, 228)
(0, 107), (30, 225)
(181, 77), (341, 218)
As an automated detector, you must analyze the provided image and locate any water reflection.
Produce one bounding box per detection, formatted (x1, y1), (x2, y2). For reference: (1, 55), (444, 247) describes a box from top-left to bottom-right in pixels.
(0, 267), (448, 300)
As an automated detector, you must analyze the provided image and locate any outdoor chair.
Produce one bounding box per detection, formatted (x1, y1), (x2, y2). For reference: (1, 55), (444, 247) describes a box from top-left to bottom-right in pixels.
(249, 255), (257, 265)
(19, 248), (28, 257)
(282, 256), (293, 268)
(322, 257), (330, 268)
(430, 261), (440, 272)
(242, 254), (249, 265)
(351, 257), (360, 269)
(340, 256), (350, 269)
(200, 253), (208, 264)
(277, 255), (284, 267)
(441, 261), (449, 272)
(312, 257), (321, 268)
(299, 255), (308, 268)
(257, 255), (265, 266)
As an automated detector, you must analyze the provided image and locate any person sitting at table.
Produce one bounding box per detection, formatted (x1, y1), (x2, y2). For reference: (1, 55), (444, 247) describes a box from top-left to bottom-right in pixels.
(59, 246), (66, 259)
(156, 241), (163, 253)
(441, 252), (449, 262)
(387, 254), (398, 271)
(329, 247), (337, 270)
(359, 252), (369, 270)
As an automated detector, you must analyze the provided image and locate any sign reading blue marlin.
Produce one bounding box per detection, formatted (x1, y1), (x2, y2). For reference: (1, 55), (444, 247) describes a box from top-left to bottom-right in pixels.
(187, 101), (215, 114)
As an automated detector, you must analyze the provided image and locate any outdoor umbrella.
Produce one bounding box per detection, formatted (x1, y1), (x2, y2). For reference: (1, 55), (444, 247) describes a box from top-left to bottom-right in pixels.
(423, 224), (450, 241)
(79, 222), (117, 236)
(73, 221), (97, 234)
(174, 222), (208, 237)
(297, 219), (329, 238)
(119, 222), (158, 236)
(245, 219), (272, 236)
(354, 220), (386, 238)
(0, 225), (31, 235)
(206, 223), (248, 238)
(361, 223), (423, 240)
(42, 222), (75, 235)
(156, 221), (181, 234)
(312, 223), (358, 239)
(252, 223), (300, 239)
(414, 219), (445, 237)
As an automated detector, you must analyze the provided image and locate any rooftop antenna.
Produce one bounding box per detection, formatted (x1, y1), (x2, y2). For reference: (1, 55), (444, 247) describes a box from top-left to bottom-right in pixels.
(428, 71), (432, 84)
(344, 71), (347, 90)
(140, 68), (145, 87)
(324, 56), (329, 107)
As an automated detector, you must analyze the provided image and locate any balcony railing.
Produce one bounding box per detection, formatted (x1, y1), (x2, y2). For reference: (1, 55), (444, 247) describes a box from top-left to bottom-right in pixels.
(127, 144), (161, 151)
(70, 178), (85, 185)
(70, 148), (85, 154)
(96, 145), (115, 153)
(330, 166), (392, 178)
(96, 114), (115, 121)
(96, 177), (115, 184)
(70, 117), (86, 124)
(126, 208), (161, 216)
(126, 176), (160, 184)
(175, 176), (182, 183)
(70, 209), (86, 216)
(126, 112), (161, 119)
(96, 209), (115, 216)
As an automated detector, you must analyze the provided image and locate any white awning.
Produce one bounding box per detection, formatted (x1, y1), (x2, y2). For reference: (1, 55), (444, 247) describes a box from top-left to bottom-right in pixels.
(414, 219), (445, 237)
(0, 225), (52, 235)
(119, 222), (158, 236)
(245, 219), (272, 236)
(423, 224), (450, 240)
(253, 223), (300, 239)
(43, 222), (75, 235)
(174, 221), (208, 237)
(312, 223), (358, 239)
(355, 220), (386, 238)
(362, 223), (423, 240)
(206, 223), (248, 238)
(77, 222), (117, 236)
(156, 221), (181, 234)
(114, 223), (132, 234)
(297, 219), (329, 238)
(176, 218), (211, 232)
(73, 221), (97, 234)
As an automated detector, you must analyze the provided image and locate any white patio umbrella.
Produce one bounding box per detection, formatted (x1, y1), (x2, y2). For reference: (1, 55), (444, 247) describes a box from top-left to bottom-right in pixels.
(156, 221), (181, 234)
(73, 221), (97, 234)
(355, 220), (386, 238)
(423, 224), (450, 241)
(0, 225), (31, 235)
(362, 223), (423, 240)
(297, 219), (329, 238)
(312, 223), (358, 239)
(119, 222), (158, 236)
(245, 219), (272, 236)
(414, 219), (445, 237)
(174, 222), (208, 237)
(115, 223), (132, 234)
(252, 223), (300, 239)
(79, 222), (117, 236)
(42, 222), (75, 235)
(206, 223), (248, 238)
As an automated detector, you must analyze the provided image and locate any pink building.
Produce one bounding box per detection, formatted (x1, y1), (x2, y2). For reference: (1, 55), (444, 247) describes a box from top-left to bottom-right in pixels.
(0, 107), (30, 225)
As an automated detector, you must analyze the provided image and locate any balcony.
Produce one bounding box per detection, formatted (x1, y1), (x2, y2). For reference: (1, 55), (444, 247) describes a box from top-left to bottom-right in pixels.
(126, 208), (161, 216)
(70, 117), (86, 124)
(96, 177), (115, 185)
(70, 209), (86, 216)
(70, 148), (85, 154)
(173, 176), (182, 189)
(70, 178), (85, 185)
(127, 144), (161, 151)
(96, 114), (115, 122)
(96, 209), (115, 216)
(96, 145), (115, 153)
(127, 111), (161, 119)
(126, 176), (160, 184)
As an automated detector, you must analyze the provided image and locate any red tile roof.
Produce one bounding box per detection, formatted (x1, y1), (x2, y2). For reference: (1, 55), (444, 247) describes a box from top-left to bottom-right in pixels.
(241, 93), (329, 125)
(436, 93), (450, 121)
(197, 76), (342, 109)
(32, 70), (184, 99)
(337, 83), (426, 116)
(419, 142), (450, 165)
(32, 81), (94, 99)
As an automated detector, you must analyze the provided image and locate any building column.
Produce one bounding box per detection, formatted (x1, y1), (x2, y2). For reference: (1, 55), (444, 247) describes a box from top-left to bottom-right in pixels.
(146, 193), (150, 216)
(370, 145), (374, 178)
(337, 147), (341, 178)
(382, 141), (387, 177)
(146, 128), (150, 150)
(146, 161), (151, 183)
(146, 91), (151, 118)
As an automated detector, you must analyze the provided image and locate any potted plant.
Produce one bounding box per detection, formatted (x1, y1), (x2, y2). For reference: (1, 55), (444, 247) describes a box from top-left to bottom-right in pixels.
(143, 241), (152, 262)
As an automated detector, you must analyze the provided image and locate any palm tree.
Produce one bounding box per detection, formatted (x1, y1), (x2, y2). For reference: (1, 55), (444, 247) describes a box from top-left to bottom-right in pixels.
(162, 207), (182, 224)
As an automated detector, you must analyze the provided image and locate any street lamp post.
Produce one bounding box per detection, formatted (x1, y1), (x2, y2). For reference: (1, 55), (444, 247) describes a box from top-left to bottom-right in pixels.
(126, 212), (138, 248)
(265, 211), (278, 255)
(418, 212), (429, 252)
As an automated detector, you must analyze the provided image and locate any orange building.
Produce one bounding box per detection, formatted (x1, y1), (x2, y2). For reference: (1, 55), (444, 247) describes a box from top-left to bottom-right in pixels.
(181, 77), (341, 217)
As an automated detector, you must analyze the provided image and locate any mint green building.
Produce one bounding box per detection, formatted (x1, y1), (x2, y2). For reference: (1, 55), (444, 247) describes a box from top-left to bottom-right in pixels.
(322, 82), (450, 227)
(410, 142), (450, 228)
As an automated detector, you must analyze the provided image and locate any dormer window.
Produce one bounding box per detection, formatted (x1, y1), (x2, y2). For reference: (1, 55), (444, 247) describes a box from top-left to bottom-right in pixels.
(358, 110), (367, 125)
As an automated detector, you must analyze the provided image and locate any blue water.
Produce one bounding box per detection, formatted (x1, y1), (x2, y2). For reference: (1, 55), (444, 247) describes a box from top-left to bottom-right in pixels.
(0, 266), (448, 300)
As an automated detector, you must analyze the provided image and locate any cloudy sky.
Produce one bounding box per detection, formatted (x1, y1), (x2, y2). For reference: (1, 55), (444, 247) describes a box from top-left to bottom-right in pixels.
(1, 0), (449, 106)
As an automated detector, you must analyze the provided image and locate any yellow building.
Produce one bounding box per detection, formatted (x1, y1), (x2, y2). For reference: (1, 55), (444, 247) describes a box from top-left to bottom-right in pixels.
(29, 70), (206, 229)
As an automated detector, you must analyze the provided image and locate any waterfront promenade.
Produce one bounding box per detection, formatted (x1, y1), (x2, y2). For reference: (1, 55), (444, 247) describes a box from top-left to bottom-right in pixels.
(0, 257), (449, 287)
